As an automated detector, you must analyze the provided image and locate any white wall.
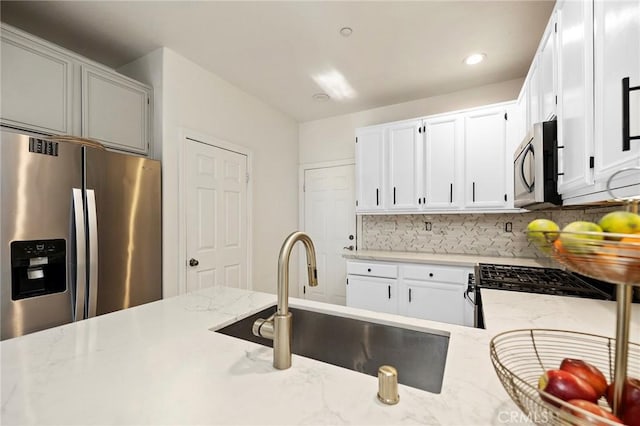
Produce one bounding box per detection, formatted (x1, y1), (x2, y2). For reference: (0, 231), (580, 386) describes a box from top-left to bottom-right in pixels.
(121, 48), (299, 298)
(299, 78), (523, 164)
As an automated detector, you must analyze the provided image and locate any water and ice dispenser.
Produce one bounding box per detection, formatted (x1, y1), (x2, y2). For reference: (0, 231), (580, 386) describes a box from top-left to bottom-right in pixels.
(11, 239), (66, 300)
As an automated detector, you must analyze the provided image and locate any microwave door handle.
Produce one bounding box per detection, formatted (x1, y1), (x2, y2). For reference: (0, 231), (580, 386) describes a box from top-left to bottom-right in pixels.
(520, 145), (535, 192)
(71, 188), (87, 321)
(86, 189), (98, 318)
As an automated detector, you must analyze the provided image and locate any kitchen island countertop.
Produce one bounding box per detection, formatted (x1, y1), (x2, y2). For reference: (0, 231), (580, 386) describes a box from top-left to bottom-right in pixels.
(1, 285), (638, 425)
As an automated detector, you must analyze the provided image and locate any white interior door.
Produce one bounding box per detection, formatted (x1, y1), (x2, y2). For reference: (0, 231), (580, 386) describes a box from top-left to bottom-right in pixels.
(303, 164), (355, 305)
(185, 138), (248, 293)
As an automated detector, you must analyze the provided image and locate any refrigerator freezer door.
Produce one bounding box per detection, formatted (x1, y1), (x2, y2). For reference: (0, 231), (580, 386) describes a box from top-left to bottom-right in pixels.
(85, 148), (161, 316)
(1, 132), (82, 340)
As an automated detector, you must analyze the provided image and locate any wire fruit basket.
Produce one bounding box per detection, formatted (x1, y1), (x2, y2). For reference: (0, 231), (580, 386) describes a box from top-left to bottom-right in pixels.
(491, 169), (640, 425)
(490, 329), (640, 425)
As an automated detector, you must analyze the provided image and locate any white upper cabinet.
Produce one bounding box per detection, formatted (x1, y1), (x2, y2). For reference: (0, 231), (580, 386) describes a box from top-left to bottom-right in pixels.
(539, 15), (558, 122)
(0, 24), (152, 155)
(593, 0), (640, 186)
(387, 119), (421, 210)
(355, 125), (385, 212)
(355, 102), (515, 214)
(527, 59), (541, 128)
(556, 0), (595, 194)
(1, 27), (73, 135)
(423, 114), (462, 209)
(82, 65), (150, 155)
(463, 106), (509, 209)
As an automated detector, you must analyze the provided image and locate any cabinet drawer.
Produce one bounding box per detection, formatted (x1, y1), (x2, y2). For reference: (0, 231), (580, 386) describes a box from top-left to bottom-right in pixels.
(402, 264), (468, 284)
(346, 261), (397, 278)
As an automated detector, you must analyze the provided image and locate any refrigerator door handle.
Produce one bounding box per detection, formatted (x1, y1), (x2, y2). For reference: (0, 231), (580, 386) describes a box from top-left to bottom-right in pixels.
(72, 188), (87, 321)
(86, 189), (99, 318)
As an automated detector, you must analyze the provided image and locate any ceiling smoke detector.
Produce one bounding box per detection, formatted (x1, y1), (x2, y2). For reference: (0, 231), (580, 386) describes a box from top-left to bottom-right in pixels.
(339, 27), (353, 37)
(464, 53), (486, 65)
(312, 93), (330, 102)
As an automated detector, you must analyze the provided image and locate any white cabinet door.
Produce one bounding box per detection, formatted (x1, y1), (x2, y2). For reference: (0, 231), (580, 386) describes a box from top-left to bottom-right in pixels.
(82, 65), (151, 155)
(424, 115), (461, 209)
(593, 0), (640, 185)
(355, 126), (385, 212)
(403, 280), (465, 326)
(528, 59), (541, 127)
(556, 0), (594, 194)
(387, 120), (421, 211)
(514, 86), (529, 148)
(0, 28), (73, 135)
(464, 107), (508, 208)
(346, 276), (397, 314)
(539, 17), (557, 122)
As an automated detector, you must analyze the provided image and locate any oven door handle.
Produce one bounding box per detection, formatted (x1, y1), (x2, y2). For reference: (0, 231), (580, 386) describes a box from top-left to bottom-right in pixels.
(520, 144), (535, 193)
(464, 284), (476, 304)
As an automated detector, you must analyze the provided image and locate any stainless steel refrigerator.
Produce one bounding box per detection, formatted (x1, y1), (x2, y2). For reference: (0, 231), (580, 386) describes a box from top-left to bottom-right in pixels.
(0, 131), (162, 340)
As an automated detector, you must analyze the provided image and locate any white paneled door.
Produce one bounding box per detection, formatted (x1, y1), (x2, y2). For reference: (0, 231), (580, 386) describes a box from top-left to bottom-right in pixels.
(185, 138), (248, 293)
(303, 165), (355, 305)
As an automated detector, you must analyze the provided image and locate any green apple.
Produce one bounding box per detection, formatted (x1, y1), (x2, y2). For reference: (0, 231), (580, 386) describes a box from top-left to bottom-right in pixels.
(598, 211), (640, 235)
(559, 221), (604, 254)
(527, 219), (560, 250)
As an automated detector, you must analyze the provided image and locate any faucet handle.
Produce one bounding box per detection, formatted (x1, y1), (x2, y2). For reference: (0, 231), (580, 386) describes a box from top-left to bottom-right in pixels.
(252, 314), (275, 339)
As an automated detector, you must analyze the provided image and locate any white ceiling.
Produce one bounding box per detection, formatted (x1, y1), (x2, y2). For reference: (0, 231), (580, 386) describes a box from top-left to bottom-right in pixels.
(1, 1), (554, 122)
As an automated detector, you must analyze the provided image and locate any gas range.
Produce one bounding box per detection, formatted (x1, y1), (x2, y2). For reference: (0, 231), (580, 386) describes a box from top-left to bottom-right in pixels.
(474, 264), (613, 300)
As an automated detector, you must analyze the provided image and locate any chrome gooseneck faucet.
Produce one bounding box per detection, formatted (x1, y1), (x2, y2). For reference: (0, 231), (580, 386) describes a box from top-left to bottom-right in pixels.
(252, 231), (318, 369)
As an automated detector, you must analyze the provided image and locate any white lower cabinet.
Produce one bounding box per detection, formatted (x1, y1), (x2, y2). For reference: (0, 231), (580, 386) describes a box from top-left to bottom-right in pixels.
(346, 260), (473, 327)
(346, 276), (397, 315)
(402, 280), (465, 325)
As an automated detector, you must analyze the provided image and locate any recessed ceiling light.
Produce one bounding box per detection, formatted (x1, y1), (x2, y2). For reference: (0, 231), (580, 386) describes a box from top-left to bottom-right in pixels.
(464, 53), (486, 65)
(312, 93), (330, 102)
(339, 27), (353, 37)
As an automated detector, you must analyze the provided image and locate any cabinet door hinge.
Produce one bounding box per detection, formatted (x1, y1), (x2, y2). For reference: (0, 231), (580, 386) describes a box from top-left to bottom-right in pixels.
(355, 200), (359, 207)
(555, 95), (558, 105)
(504, 193), (508, 202)
(346, 279), (349, 285)
(554, 22), (557, 33)
(355, 137), (358, 143)
(504, 112), (508, 120)
(589, 156), (595, 169)
(303, 286), (306, 294)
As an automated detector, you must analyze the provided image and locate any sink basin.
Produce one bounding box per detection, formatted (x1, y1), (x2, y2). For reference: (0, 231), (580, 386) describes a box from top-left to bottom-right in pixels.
(214, 305), (450, 394)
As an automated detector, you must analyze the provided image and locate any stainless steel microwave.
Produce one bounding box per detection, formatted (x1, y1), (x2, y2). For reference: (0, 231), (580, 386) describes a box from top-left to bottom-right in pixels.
(513, 120), (562, 210)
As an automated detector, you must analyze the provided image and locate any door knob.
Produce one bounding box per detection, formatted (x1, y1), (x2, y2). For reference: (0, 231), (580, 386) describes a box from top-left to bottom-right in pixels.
(189, 258), (199, 267)
(343, 245), (354, 251)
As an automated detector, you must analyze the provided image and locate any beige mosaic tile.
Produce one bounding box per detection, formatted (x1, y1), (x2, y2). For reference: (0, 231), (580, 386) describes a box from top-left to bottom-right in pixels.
(361, 207), (618, 258)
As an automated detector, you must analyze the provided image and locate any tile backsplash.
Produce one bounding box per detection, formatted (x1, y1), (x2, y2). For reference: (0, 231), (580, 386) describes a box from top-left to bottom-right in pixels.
(360, 206), (618, 258)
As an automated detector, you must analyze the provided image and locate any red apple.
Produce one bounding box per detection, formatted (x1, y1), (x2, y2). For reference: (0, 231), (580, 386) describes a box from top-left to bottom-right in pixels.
(622, 403), (640, 426)
(605, 377), (640, 423)
(560, 399), (622, 425)
(560, 358), (608, 397)
(539, 369), (599, 406)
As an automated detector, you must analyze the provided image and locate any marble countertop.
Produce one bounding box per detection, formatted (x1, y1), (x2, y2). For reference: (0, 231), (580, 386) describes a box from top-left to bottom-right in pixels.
(343, 250), (554, 268)
(2, 285), (638, 425)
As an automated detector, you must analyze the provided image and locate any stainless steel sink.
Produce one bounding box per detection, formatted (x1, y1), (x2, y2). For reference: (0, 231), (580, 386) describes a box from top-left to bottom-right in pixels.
(214, 305), (450, 394)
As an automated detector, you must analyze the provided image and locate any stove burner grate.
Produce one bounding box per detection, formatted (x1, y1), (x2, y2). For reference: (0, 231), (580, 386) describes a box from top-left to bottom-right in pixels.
(476, 264), (612, 299)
